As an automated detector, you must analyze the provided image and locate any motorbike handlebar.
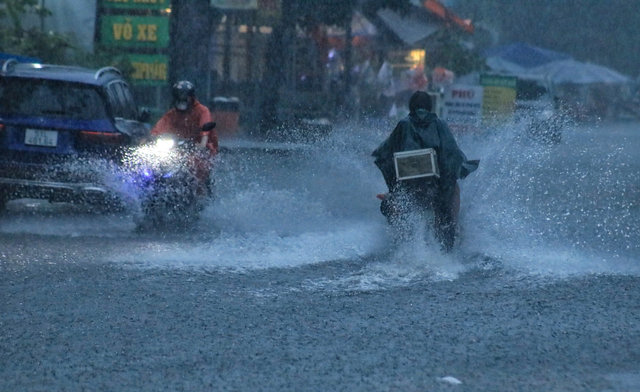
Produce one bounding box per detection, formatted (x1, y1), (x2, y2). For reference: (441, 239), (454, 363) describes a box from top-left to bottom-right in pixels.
(202, 122), (216, 132)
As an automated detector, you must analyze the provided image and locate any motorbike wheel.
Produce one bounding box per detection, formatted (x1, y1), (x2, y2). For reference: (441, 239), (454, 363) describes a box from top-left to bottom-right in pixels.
(381, 190), (459, 253)
(138, 183), (201, 231)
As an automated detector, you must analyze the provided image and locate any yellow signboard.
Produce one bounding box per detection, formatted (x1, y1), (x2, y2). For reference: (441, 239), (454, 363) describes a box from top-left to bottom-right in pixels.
(482, 86), (516, 115)
(101, 16), (170, 48)
(117, 54), (169, 86)
(480, 74), (517, 121)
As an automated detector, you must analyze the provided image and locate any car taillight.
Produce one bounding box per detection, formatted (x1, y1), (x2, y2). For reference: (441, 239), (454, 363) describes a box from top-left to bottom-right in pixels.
(0, 124), (5, 133)
(79, 131), (124, 145)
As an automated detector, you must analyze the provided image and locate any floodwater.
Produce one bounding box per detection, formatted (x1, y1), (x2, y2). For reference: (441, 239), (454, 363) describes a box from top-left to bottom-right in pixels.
(2, 120), (640, 391)
(2, 119), (639, 281)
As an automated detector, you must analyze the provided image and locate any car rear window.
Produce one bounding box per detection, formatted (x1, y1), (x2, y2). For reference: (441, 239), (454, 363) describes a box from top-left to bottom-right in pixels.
(0, 78), (108, 120)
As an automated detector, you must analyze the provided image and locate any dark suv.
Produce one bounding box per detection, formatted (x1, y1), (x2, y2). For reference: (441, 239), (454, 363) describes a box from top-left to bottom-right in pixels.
(0, 59), (151, 211)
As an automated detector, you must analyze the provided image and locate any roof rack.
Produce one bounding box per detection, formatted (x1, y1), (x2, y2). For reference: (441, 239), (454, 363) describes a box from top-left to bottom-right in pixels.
(1, 58), (19, 73)
(94, 66), (122, 80)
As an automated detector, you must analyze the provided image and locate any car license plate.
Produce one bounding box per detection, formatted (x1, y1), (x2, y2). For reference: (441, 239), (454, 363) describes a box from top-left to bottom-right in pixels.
(25, 129), (58, 147)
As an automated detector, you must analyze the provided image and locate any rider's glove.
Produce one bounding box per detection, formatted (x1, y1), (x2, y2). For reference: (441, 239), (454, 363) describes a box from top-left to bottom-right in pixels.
(199, 132), (209, 150)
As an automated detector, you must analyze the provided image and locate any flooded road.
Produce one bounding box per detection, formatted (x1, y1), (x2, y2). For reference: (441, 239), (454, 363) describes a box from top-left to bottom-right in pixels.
(2, 120), (640, 391)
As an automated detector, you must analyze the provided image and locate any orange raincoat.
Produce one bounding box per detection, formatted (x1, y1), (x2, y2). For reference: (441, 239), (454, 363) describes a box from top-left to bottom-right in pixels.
(151, 100), (218, 193)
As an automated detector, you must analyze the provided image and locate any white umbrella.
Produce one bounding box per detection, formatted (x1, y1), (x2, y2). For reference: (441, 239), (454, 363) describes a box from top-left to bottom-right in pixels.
(529, 59), (630, 84)
(485, 56), (528, 76)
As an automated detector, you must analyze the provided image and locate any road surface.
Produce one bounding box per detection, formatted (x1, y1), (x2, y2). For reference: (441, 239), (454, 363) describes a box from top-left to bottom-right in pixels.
(2, 120), (640, 391)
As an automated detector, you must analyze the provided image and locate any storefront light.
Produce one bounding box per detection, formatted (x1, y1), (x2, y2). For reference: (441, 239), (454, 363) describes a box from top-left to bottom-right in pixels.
(408, 50), (426, 67)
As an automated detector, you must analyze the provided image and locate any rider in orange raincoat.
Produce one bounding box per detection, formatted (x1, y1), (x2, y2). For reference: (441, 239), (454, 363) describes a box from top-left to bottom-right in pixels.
(151, 80), (218, 195)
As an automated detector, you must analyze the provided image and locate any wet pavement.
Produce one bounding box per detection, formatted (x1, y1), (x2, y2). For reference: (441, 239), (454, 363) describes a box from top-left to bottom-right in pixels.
(1, 233), (640, 391)
(2, 121), (640, 391)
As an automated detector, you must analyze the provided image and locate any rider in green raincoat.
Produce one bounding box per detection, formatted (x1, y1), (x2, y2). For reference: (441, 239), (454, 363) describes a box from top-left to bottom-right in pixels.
(372, 91), (478, 252)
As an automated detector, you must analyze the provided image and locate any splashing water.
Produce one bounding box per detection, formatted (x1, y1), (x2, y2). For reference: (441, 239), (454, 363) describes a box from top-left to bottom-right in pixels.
(458, 120), (640, 277)
(3, 120), (640, 284)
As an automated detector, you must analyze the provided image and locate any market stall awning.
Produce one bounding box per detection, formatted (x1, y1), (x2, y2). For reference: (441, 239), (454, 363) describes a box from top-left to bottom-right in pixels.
(422, 0), (473, 34)
(484, 43), (572, 69)
(326, 11), (378, 38)
(529, 59), (631, 85)
(373, 0), (473, 46)
(376, 8), (441, 46)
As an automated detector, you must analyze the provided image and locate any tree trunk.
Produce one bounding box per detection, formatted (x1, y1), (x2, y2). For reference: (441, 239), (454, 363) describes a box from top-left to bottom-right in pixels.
(259, 0), (294, 133)
(169, 0), (214, 98)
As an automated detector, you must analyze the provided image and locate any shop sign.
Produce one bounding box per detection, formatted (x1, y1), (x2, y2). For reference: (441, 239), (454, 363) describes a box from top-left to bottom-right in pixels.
(103, 0), (171, 10)
(211, 0), (258, 10)
(257, 0), (280, 24)
(119, 54), (169, 86)
(101, 16), (170, 48)
(480, 74), (517, 119)
(443, 85), (484, 126)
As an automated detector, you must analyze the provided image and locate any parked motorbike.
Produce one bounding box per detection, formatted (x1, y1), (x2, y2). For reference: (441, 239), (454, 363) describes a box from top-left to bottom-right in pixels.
(126, 122), (216, 230)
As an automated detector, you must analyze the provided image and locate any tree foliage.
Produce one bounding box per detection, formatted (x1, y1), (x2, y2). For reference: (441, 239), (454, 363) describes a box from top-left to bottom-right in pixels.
(0, 0), (50, 31)
(426, 30), (486, 75)
(0, 0), (71, 63)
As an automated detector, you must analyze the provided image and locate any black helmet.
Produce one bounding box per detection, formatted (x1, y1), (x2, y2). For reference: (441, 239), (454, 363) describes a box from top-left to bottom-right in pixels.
(172, 80), (195, 110)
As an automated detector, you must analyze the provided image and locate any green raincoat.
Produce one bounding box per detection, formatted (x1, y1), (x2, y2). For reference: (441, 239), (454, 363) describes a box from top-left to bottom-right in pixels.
(372, 109), (474, 197)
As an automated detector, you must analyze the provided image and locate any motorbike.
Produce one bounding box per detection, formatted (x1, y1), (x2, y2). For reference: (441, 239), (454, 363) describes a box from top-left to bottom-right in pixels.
(125, 122), (216, 230)
(376, 151), (480, 252)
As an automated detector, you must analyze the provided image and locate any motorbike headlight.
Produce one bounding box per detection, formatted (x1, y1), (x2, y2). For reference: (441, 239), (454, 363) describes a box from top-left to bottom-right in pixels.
(129, 137), (177, 168)
(156, 138), (175, 151)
